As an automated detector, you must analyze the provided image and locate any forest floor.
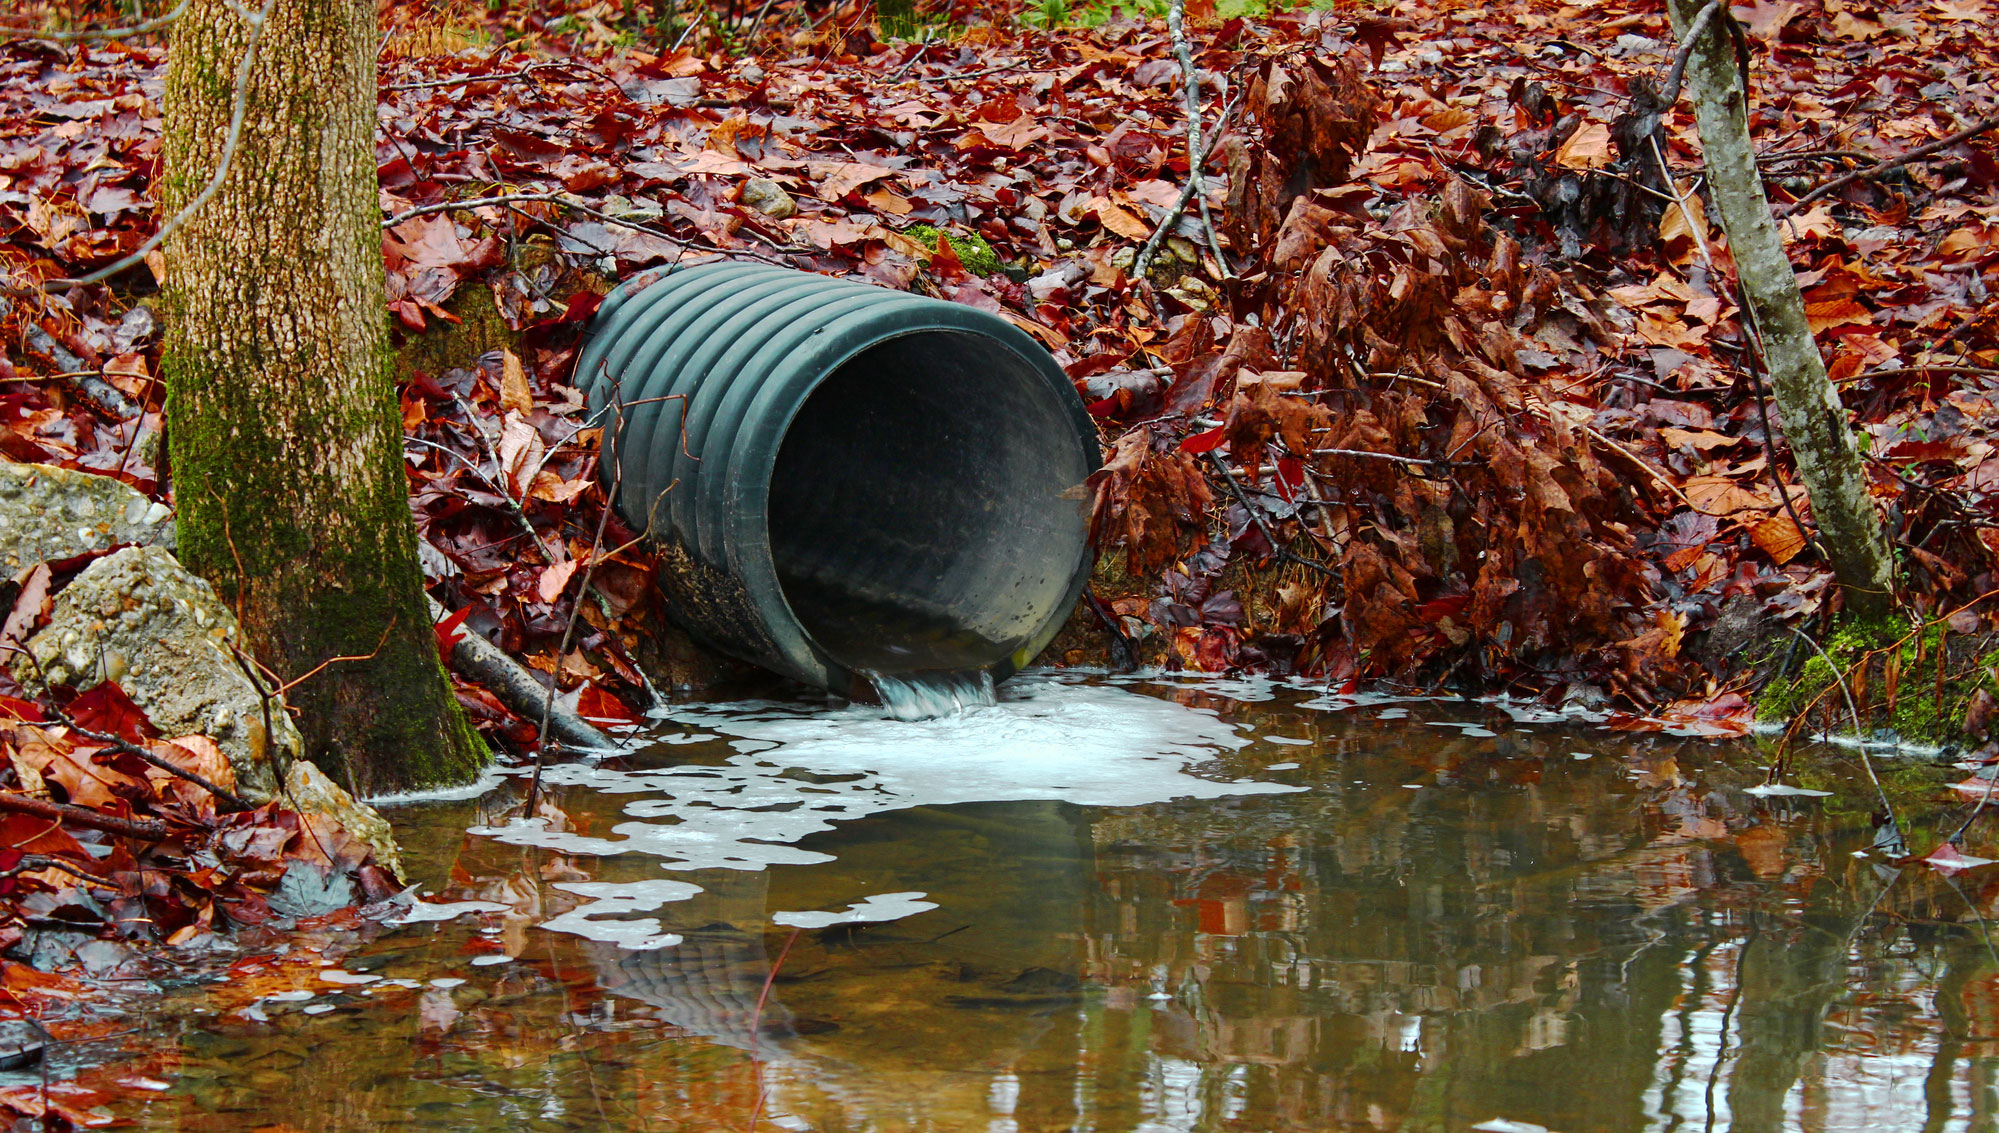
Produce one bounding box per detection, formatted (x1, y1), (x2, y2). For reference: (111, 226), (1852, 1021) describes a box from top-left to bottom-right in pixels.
(0, 0), (1995, 1120)
(7, 0), (1996, 745)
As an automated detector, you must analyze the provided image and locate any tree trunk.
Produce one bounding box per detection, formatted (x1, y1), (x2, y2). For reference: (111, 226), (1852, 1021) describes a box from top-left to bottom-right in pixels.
(1667, 0), (1895, 617)
(160, 0), (485, 795)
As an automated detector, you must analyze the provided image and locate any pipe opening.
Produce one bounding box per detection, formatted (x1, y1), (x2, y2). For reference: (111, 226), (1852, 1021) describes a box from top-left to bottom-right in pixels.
(766, 330), (1092, 678)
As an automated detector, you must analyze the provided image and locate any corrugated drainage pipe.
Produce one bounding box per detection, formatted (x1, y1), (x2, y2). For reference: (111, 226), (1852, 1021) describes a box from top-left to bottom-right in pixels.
(574, 262), (1101, 696)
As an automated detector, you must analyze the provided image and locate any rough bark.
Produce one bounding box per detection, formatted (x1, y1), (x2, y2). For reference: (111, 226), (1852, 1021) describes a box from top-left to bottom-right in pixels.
(1668, 0), (1896, 617)
(160, 0), (485, 795)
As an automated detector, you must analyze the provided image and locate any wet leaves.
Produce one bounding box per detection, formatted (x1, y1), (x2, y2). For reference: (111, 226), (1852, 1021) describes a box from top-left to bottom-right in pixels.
(0, 0), (1995, 733)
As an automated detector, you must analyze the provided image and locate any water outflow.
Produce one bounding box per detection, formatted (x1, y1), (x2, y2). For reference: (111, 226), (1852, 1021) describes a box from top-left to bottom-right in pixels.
(862, 669), (998, 721)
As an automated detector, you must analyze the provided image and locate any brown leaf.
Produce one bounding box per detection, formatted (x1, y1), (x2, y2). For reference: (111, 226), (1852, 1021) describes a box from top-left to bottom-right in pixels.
(1683, 475), (1776, 516)
(498, 349), (533, 415)
(1553, 122), (1614, 170)
(1749, 514), (1806, 564)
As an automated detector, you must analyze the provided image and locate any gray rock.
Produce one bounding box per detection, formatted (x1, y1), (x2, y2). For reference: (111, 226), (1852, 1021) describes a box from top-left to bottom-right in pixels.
(740, 177), (798, 220)
(19, 545), (290, 801)
(282, 758), (404, 880)
(0, 460), (173, 575)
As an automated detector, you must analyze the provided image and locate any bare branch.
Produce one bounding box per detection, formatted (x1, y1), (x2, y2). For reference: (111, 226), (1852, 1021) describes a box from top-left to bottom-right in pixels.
(383, 190), (801, 268)
(1657, 0), (1720, 108)
(1782, 113), (1999, 215)
(381, 61), (609, 93)
(1135, 0), (1236, 280)
(0, 0), (188, 43)
(41, 0), (277, 293)
(1132, 84), (1245, 280)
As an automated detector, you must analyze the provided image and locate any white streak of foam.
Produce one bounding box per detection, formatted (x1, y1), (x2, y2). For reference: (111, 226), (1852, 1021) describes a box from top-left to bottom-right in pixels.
(472, 678), (1296, 875)
(388, 899), (510, 926)
(540, 879), (702, 951)
(772, 891), (939, 929)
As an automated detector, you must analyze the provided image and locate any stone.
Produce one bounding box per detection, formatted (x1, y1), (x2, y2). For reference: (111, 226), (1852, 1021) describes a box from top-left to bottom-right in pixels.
(282, 758), (404, 880)
(0, 459), (174, 575)
(740, 177), (798, 220)
(19, 545), (291, 801)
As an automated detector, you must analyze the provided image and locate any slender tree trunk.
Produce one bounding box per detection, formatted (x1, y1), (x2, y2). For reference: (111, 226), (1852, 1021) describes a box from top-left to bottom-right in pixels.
(1668, 0), (1895, 617)
(160, 0), (485, 795)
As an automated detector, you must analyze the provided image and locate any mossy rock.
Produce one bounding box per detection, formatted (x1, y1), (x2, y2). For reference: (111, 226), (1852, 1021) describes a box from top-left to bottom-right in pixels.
(903, 224), (1005, 277)
(1754, 615), (1996, 747)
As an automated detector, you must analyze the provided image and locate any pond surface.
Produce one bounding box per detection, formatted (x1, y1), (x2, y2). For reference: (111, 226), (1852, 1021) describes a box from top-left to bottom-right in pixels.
(48, 673), (1999, 1131)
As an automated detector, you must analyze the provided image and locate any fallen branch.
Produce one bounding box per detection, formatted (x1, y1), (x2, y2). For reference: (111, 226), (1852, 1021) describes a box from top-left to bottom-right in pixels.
(426, 596), (614, 753)
(1783, 113), (1999, 216)
(0, 792), (171, 841)
(382, 62), (605, 92)
(1132, 74), (1245, 279)
(382, 190), (800, 268)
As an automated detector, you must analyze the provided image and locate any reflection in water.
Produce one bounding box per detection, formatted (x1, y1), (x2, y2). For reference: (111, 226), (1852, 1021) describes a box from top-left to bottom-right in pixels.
(94, 676), (1999, 1131)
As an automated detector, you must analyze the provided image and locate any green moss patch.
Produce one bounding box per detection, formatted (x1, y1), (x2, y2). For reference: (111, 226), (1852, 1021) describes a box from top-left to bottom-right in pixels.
(904, 224), (1004, 277)
(1755, 616), (1998, 746)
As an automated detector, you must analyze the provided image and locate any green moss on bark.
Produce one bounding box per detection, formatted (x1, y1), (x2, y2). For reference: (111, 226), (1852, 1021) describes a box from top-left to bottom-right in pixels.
(161, 0), (486, 796)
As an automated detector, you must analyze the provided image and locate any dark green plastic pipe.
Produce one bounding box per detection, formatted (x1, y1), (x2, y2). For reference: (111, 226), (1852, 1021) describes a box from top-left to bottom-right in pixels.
(574, 262), (1100, 694)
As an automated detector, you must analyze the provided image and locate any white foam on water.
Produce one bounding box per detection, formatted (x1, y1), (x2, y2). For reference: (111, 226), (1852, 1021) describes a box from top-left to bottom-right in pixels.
(1743, 783), (1832, 798)
(468, 675), (1297, 949)
(772, 891), (939, 929)
(540, 879), (702, 951)
(388, 899), (510, 927)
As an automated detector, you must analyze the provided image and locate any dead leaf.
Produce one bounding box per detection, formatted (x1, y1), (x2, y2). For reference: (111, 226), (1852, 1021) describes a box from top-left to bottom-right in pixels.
(1749, 514), (1806, 564)
(1553, 122), (1613, 170)
(498, 350), (532, 415)
(1683, 475), (1776, 516)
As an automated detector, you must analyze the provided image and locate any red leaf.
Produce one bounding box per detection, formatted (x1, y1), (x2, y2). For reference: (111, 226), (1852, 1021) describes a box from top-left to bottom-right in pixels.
(67, 682), (155, 742)
(1180, 425), (1228, 454)
(557, 289), (603, 325)
(435, 605), (474, 657)
(575, 684), (639, 726)
(0, 697), (43, 724)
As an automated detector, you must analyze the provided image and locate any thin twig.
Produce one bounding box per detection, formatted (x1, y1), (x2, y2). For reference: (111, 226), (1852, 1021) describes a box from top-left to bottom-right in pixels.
(383, 190), (800, 267)
(0, 792), (170, 841)
(1309, 447), (1440, 469)
(1783, 113), (1999, 215)
(40, 0), (276, 292)
(745, 925), (804, 1133)
(1834, 364), (1999, 384)
(524, 395), (627, 814)
(1658, 0), (1720, 107)
(381, 62), (605, 92)
(1205, 452), (1337, 577)
(0, 0), (188, 42)
(1787, 625), (1901, 848)
(55, 719), (250, 812)
(1132, 79), (1246, 279)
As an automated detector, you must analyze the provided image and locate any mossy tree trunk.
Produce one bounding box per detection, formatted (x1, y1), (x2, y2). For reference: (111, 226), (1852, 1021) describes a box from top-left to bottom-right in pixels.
(160, 0), (485, 795)
(1668, 0), (1896, 617)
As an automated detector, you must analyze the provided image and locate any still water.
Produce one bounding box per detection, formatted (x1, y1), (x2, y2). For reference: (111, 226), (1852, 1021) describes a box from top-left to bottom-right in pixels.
(51, 673), (1999, 1131)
